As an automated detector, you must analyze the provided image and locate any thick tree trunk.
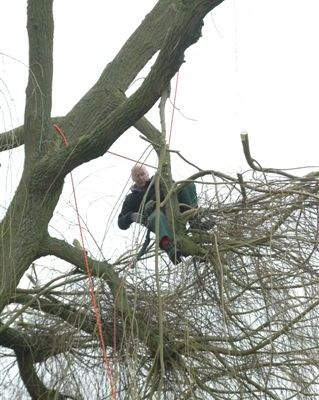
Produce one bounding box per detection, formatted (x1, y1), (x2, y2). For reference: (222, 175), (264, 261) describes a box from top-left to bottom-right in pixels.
(0, 177), (62, 310)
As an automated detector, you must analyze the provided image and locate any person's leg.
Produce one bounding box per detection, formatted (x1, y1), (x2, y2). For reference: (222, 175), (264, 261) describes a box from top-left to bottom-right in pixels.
(177, 182), (198, 211)
(178, 182), (215, 230)
(147, 211), (181, 264)
(147, 210), (173, 239)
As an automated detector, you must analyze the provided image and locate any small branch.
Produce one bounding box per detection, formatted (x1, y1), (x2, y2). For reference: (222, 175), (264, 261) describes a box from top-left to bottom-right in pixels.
(39, 236), (133, 323)
(170, 149), (203, 171)
(159, 84), (171, 136)
(0, 320), (73, 364)
(135, 117), (162, 153)
(0, 126), (24, 151)
(237, 173), (247, 204)
(11, 293), (119, 354)
(16, 349), (68, 400)
(240, 132), (297, 179)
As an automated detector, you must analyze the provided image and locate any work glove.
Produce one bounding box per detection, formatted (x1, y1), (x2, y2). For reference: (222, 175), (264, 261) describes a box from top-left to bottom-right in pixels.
(130, 201), (156, 225)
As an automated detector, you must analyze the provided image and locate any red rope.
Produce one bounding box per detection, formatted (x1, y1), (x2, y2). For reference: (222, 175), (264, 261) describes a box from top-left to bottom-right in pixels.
(53, 124), (117, 399)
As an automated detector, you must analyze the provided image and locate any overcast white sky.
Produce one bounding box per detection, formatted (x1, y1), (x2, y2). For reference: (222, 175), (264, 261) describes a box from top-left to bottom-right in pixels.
(1, 0), (319, 262)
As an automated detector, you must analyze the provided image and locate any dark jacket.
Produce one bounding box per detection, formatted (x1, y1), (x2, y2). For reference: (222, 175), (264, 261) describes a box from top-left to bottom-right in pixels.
(118, 177), (197, 230)
(118, 178), (160, 230)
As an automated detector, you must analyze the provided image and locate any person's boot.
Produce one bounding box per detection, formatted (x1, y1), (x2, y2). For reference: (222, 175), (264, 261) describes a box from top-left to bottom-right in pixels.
(147, 212), (182, 264)
(160, 236), (182, 265)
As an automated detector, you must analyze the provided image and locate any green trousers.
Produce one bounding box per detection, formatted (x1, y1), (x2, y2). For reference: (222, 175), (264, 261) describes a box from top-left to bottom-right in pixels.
(147, 182), (198, 240)
(177, 182), (198, 211)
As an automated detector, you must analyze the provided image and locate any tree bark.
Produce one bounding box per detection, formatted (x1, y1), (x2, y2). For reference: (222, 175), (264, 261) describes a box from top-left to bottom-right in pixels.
(0, 0), (224, 309)
(0, 0), (226, 397)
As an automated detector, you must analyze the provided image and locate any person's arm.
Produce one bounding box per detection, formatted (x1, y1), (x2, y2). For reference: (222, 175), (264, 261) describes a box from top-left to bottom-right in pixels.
(118, 195), (154, 229)
(118, 197), (134, 230)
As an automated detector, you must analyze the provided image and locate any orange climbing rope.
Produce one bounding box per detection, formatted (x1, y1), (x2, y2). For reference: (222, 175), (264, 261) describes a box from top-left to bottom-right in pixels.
(53, 124), (117, 400)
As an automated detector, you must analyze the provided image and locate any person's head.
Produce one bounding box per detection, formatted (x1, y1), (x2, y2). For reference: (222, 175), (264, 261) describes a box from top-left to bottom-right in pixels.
(131, 164), (150, 188)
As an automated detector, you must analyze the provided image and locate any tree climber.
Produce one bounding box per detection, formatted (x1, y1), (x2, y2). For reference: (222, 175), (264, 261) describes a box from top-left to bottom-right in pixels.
(118, 164), (198, 265)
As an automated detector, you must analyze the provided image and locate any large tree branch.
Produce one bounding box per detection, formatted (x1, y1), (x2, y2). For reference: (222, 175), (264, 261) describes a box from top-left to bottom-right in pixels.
(0, 113), (159, 153)
(60, 0), (180, 143)
(38, 236), (120, 293)
(35, 0), (224, 187)
(1, 0), (180, 155)
(24, 0), (54, 166)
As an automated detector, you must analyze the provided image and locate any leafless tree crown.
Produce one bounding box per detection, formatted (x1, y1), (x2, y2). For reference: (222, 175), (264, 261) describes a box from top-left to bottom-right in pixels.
(1, 1), (319, 399)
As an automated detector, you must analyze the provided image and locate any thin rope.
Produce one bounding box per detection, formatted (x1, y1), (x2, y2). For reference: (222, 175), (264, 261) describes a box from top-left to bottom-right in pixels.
(167, 70), (180, 146)
(107, 149), (156, 169)
(53, 124), (117, 400)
